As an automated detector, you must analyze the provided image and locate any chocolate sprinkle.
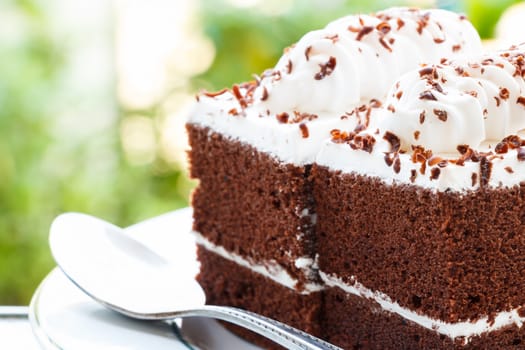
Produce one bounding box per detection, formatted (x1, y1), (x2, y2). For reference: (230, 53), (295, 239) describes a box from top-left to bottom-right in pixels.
(383, 131), (401, 152)
(504, 166), (514, 173)
(410, 169), (417, 183)
(286, 60), (293, 74)
(232, 84), (248, 108)
(479, 156), (492, 188)
(518, 148), (525, 161)
(356, 26), (374, 41)
(419, 66), (438, 79)
(433, 109), (448, 121)
(305, 46), (312, 61)
(203, 88), (229, 98)
(261, 87), (269, 101)
(471, 172), (478, 186)
(430, 167), (441, 180)
(276, 112), (289, 123)
(499, 87), (510, 100)
(419, 91), (437, 101)
(457, 144), (469, 155)
(299, 123), (309, 138)
(393, 156), (401, 174)
(315, 56), (337, 80)
(396, 18), (405, 30)
(517, 96), (525, 107)
(419, 111), (426, 124)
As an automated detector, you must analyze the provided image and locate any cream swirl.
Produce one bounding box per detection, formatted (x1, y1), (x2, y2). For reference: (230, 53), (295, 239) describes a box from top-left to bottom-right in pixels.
(254, 7), (482, 115)
(379, 46), (525, 154)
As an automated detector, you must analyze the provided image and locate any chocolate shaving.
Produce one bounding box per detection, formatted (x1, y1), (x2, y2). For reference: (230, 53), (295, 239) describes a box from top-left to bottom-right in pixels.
(286, 60), (293, 74)
(419, 111), (426, 124)
(299, 123), (309, 138)
(305, 46), (312, 61)
(369, 99), (382, 108)
(410, 169), (417, 183)
(383, 131), (400, 152)
(393, 156), (401, 173)
(452, 44), (461, 52)
(457, 144), (469, 155)
(350, 134), (376, 153)
(414, 131), (420, 140)
(276, 112), (289, 123)
(419, 66), (438, 79)
(232, 84), (248, 108)
(202, 88), (229, 98)
(261, 87), (269, 101)
(356, 26), (374, 41)
(326, 34), (339, 43)
(430, 167), (441, 180)
(315, 56), (337, 80)
(494, 141), (508, 154)
(376, 21), (391, 34)
(471, 172), (478, 186)
(379, 37), (392, 52)
(396, 18), (405, 30)
(291, 111), (318, 123)
(505, 166), (514, 173)
(517, 96), (525, 107)
(479, 156), (492, 188)
(419, 90), (437, 101)
(518, 148), (525, 161)
(433, 109), (448, 121)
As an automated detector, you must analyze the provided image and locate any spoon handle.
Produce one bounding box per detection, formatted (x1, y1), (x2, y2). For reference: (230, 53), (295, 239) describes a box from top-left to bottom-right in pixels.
(174, 305), (342, 350)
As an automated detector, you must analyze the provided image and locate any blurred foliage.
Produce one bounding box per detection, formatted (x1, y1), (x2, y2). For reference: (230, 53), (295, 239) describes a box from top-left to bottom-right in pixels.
(0, 1), (192, 304)
(0, 0), (518, 304)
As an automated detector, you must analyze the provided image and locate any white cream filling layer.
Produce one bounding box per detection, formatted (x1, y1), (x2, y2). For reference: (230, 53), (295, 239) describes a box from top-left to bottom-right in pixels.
(193, 231), (323, 294)
(194, 231), (525, 341)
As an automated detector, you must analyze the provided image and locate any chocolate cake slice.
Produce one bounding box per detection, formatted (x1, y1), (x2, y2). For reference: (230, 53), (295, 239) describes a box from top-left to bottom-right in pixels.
(314, 47), (525, 348)
(186, 7), (486, 349)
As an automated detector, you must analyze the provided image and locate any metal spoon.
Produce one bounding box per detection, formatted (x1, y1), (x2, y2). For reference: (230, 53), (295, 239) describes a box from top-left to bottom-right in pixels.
(49, 213), (341, 350)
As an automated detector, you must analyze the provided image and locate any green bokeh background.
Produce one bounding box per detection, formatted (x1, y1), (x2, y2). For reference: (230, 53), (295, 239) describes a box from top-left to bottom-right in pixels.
(0, 0), (520, 304)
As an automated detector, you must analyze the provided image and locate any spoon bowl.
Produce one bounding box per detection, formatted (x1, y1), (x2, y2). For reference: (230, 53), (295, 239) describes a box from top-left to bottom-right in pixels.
(49, 212), (342, 350)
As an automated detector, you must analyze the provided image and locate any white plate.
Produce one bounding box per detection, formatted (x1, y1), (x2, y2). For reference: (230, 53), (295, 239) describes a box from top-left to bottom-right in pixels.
(29, 208), (261, 350)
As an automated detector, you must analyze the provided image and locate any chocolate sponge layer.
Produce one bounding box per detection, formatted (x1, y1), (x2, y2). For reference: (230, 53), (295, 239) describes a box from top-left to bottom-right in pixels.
(312, 164), (525, 323)
(197, 246), (322, 350)
(188, 124), (318, 287)
(322, 286), (525, 350)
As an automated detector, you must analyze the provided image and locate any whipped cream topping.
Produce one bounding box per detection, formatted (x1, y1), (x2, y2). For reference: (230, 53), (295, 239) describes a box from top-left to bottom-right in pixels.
(380, 45), (525, 153)
(254, 7), (482, 114)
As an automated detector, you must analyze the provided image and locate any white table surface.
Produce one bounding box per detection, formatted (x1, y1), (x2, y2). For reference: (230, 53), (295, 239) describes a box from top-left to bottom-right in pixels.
(0, 306), (40, 349)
